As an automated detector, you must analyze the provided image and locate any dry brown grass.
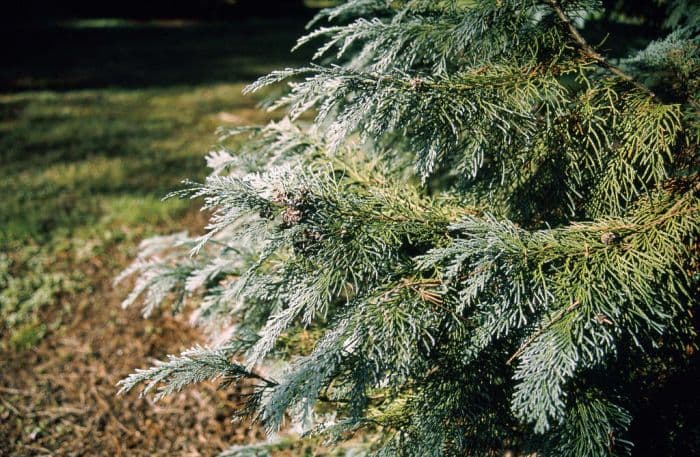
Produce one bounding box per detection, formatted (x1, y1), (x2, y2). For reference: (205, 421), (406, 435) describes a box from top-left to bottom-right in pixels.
(0, 210), (267, 456)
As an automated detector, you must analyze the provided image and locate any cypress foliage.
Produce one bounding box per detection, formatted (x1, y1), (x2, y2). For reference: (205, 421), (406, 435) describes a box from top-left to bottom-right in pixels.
(116, 1), (700, 455)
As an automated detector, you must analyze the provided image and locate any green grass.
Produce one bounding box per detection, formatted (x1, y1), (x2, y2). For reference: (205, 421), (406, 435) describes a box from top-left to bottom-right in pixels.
(0, 19), (310, 348)
(0, 84), (261, 242)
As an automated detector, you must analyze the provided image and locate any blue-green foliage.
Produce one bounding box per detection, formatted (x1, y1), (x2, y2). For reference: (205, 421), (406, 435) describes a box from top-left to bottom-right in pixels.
(117, 1), (700, 455)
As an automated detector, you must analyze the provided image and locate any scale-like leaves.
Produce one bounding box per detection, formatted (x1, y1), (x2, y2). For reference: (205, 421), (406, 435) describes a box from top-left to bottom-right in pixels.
(116, 1), (700, 455)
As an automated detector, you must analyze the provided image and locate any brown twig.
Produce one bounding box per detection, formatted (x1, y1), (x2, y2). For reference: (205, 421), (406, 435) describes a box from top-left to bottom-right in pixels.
(402, 278), (470, 323)
(544, 0), (660, 102)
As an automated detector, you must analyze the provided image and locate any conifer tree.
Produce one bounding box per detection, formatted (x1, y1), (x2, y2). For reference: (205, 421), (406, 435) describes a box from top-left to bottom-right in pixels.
(116, 1), (700, 455)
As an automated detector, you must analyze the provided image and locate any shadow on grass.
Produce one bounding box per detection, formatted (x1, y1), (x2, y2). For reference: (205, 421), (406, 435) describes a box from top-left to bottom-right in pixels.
(1, 19), (313, 92)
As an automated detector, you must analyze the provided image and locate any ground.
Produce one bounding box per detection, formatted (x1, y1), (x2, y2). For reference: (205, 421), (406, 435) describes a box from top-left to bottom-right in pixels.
(0, 17), (318, 455)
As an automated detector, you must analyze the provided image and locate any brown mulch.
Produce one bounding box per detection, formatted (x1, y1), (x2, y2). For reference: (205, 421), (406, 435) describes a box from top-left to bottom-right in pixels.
(0, 213), (265, 456)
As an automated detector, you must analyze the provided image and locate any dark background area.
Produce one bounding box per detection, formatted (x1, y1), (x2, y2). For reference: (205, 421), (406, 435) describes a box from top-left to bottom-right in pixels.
(0, 20), (314, 92)
(3, 0), (314, 21)
(2, 0), (673, 22)
(0, 0), (318, 92)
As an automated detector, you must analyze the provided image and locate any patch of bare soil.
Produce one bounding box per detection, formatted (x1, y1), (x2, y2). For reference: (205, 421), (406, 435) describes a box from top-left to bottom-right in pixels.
(0, 214), (264, 456)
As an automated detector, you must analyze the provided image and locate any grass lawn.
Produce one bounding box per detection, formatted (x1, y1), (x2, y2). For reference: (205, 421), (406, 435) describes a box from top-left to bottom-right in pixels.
(0, 18), (314, 455)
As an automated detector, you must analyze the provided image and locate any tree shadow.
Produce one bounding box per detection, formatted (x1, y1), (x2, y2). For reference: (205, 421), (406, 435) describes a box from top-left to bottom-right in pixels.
(0, 18), (314, 92)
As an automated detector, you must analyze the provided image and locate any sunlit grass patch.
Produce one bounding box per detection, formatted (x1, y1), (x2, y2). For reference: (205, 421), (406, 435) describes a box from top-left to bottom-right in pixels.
(0, 83), (267, 346)
(98, 195), (191, 228)
(0, 84), (266, 242)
